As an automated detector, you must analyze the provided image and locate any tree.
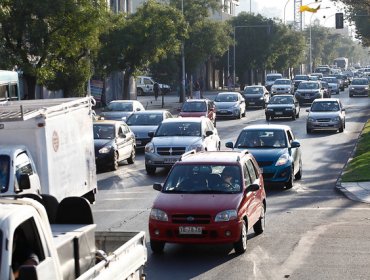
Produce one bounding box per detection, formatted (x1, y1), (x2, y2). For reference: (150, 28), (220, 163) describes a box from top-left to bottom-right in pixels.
(0, 0), (108, 98)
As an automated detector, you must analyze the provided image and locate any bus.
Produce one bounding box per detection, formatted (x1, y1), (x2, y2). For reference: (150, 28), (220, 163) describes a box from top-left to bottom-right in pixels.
(0, 70), (21, 101)
(333, 57), (349, 71)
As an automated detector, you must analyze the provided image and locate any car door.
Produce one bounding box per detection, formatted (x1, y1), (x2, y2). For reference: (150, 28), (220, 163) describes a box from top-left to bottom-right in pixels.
(293, 96), (300, 115)
(238, 93), (246, 114)
(203, 119), (218, 151)
(242, 160), (261, 226)
(119, 123), (134, 160)
(286, 129), (300, 173)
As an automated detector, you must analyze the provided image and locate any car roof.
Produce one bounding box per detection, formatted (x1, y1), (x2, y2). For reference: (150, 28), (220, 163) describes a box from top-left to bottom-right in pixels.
(312, 98), (339, 103)
(216, 92), (238, 95)
(184, 99), (208, 103)
(94, 120), (123, 125)
(267, 73), (282, 76)
(162, 117), (203, 123)
(241, 124), (291, 131)
(129, 110), (167, 115)
(179, 151), (250, 164)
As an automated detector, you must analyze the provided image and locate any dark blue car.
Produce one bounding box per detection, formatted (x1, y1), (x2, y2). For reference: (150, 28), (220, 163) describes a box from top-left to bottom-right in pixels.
(226, 124), (302, 189)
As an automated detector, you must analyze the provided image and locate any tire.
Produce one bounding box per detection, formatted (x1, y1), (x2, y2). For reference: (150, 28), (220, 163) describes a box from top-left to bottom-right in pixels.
(112, 151), (119, 171)
(127, 148), (135, 164)
(339, 124), (344, 133)
(253, 204), (265, 235)
(306, 127), (312, 134)
(285, 166), (294, 189)
(296, 110), (300, 118)
(146, 165), (156, 175)
(234, 220), (247, 254)
(237, 110), (242, 119)
(150, 240), (165, 254)
(266, 115), (270, 121)
(292, 113), (296, 120)
(137, 88), (144, 96)
(242, 108), (246, 117)
(262, 102), (266, 109)
(295, 159), (302, 180)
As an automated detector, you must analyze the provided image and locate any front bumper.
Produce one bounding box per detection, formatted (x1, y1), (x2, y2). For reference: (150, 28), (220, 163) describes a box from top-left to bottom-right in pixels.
(265, 108), (294, 118)
(145, 152), (182, 168)
(149, 219), (242, 244)
(349, 89), (369, 96)
(245, 98), (265, 107)
(95, 151), (115, 168)
(258, 163), (292, 185)
(306, 120), (342, 131)
(216, 108), (240, 118)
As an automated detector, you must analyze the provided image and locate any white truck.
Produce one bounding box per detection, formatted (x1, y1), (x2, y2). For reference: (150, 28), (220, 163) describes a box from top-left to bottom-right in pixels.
(135, 76), (171, 96)
(0, 97), (97, 203)
(0, 196), (147, 280)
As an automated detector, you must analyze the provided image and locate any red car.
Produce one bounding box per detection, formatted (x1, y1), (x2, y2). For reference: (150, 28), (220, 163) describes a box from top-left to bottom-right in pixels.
(178, 99), (217, 127)
(149, 150), (266, 254)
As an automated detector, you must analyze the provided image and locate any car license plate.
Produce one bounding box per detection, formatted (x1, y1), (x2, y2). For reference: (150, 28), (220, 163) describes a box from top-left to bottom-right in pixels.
(220, 110), (227, 113)
(304, 95), (311, 99)
(136, 140), (142, 145)
(319, 123), (329, 127)
(275, 112), (283, 115)
(164, 158), (178, 164)
(249, 102), (255, 105)
(179, 226), (202, 235)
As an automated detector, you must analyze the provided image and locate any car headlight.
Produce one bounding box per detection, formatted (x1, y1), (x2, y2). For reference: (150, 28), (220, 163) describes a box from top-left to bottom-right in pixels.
(215, 210), (237, 222)
(308, 117), (315, 122)
(150, 208), (168, 221)
(266, 108), (273, 111)
(232, 103), (239, 109)
(275, 154), (289, 166)
(145, 142), (155, 153)
(365, 87), (369, 90)
(99, 146), (112, 154)
(259, 96), (264, 100)
(188, 143), (203, 152)
(333, 116), (340, 122)
(350, 87), (355, 90)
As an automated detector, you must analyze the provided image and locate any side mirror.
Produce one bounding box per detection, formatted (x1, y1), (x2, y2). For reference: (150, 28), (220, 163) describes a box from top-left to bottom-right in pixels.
(291, 140), (301, 148)
(342, 108), (346, 111)
(225, 142), (234, 149)
(306, 108), (310, 112)
(205, 130), (213, 137)
(148, 131), (155, 138)
(245, 183), (260, 193)
(19, 174), (31, 190)
(153, 183), (163, 191)
(177, 108), (181, 112)
(137, 108), (141, 111)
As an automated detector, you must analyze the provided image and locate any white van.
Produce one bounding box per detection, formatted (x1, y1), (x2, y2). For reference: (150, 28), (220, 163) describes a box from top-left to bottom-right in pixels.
(136, 76), (171, 96)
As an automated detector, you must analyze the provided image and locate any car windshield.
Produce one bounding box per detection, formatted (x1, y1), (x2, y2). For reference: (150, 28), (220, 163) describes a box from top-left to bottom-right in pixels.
(322, 77), (337, 83)
(266, 75), (281, 81)
(298, 82), (319, 89)
(235, 129), (287, 148)
(93, 124), (115, 139)
(311, 101), (340, 112)
(156, 122), (201, 137)
(126, 113), (163, 126)
(162, 164), (242, 193)
(215, 94), (238, 102)
(269, 96), (294, 104)
(181, 101), (206, 112)
(294, 76), (309, 81)
(105, 102), (133, 112)
(351, 79), (368, 85)
(274, 79), (291, 85)
(0, 155), (10, 193)
(244, 87), (263, 94)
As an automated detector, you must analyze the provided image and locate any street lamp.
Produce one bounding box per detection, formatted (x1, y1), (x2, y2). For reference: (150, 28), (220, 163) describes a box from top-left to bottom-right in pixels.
(283, 0), (291, 24)
(180, 0), (186, 103)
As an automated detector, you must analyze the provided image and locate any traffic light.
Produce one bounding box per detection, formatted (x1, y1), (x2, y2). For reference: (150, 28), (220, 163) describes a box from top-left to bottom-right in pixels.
(335, 13), (344, 29)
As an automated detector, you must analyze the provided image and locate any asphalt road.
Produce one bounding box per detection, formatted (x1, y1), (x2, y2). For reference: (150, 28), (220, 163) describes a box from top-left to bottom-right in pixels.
(92, 89), (370, 280)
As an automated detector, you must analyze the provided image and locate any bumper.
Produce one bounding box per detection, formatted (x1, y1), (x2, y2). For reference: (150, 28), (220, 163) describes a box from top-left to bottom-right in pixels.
(271, 89), (292, 95)
(145, 153), (181, 167)
(216, 109), (240, 118)
(260, 165), (292, 184)
(349, 89), (369, 97)
(265, 109), (294, 118)
(149, 219), (242, 244)
(135, 137), (151, 149)
(245, 99), (265, 107)
(307, 120), (342, 131)
(295, 94), (321, 104)
(95, 152), (115, 167)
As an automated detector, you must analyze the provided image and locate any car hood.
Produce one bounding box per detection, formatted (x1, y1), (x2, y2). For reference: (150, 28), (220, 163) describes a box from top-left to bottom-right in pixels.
(153, 193), (243, 214)
(272, 85), (291, 89)
(215, 101), (238, 109)
(129, 125), (158, 137)
(267, 104), (294, 109)
(308, 112), (341, 118)
(350, 85), (367, 89)
(179, 112), (207, 117)
(100, 111), (132, 120)
(94, 139), (114, 150)
(236, 147), (287, 162)
(296, 89), (319, 93)
(243, 94), (263, 99)
(152, 136), (202, 146)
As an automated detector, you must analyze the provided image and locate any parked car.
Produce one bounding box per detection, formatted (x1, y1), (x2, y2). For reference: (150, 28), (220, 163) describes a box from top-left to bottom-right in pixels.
(306, 98), (346, 133)
(270, 78), (294, 95)
(264, 73), (283, 91)
(294, 81), (324, 105)
(243, 85), (270, 108)
(322, 76), (340, 94)
(320, 80), (331, 98)
(265, 95), (300, 121)
(178, 99), (216, 127)
(145, 117), (220, 175)
(149, 150), (266, 254)
(226, 124), (302, 189)
(136, 76), (171, 96)
(349, 78), (369, 97)
(126, 110), (173, 149)
(292, 74), (310, 91)
(93, 120), (136, 171)
(214, 92), (246, 119)
(100, 100), (145, 121)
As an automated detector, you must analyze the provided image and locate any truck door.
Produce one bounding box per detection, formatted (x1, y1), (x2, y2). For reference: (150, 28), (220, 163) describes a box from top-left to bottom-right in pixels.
(144, 78), (154, 93)
(14, 152), (41, 194)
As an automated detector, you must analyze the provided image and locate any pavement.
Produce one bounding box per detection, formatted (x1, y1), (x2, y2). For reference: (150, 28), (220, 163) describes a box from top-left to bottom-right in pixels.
(96, 90), (370, 205)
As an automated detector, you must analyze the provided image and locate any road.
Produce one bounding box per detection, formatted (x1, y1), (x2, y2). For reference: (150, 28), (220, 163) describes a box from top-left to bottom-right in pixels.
(92, 90), (370, 279)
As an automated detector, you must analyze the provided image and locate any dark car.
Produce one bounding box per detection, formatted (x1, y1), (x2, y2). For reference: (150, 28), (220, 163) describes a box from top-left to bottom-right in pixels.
(126, 110), (173, 149)
(265, 95), (300, 121)
(226, 124), (302, 189)
(178, 99), (216, 127)
(321, 80), (331, 98)
(292, 74), (310, 91)
(349, 78), (369, 97)
(149, 150), (266, 254)
(294, 81), (324, 105)
(243, 85), (270, 108)
(93, 120), (136, 171)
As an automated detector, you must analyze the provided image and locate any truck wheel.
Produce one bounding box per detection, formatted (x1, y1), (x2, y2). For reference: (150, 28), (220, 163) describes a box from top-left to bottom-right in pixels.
(127, 148), (135, 164)
(234, 220), (247, 254)
(146, 165), (156, 175)
(150, 240), (165, 254)
(112, 152), (119, 171)
(253, 204), (265, 235)
(137, 88), (144, 96)
(83, 190), (96, 204)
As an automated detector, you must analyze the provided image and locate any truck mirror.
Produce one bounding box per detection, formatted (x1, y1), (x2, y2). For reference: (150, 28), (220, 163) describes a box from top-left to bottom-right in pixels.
(19, 174), (31, 190)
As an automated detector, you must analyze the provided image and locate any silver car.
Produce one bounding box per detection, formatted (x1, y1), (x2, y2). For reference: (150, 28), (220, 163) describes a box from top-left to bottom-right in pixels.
(100, 100), (145, 121)
(214, 92), (246, 119)
(145, 117), (221, 175)
(306, 99), (345, 134)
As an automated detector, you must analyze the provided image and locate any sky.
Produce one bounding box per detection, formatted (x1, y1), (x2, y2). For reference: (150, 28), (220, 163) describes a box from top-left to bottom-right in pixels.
(236, 0), (346, 28)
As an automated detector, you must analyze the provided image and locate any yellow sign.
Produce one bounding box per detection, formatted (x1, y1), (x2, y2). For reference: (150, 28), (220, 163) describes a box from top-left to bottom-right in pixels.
(299, 4), (321, 13)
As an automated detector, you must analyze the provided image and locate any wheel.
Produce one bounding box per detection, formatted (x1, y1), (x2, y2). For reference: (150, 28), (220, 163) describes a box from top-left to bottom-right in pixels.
(266, 115), (270, 121)
(262, 102), (266, 109)
(292, 113), (296, 120)
(150, 240), (165, 254)
(234, 219), (247, 254)
(295, 159), (302, 180)
(285, 167), (294, 189)
(146, 165), (156, 175)
(306, 127), (312, 134)
(127, 147), (135, 164)
(112, 151), (119, 171)
(339, 124), (344, 133)
(242, 108), (246, 117)
(296, 110), (300, 118)
(253, 204), (265, 235)
(237, 110), (242, 119)
(137, 88), (144, 96)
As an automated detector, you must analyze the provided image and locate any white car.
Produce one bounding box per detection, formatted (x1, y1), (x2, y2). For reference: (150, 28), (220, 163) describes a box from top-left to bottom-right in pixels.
(214, 92), (246, 119)
(100, 100), (145, 121)
(145, 117), (221, 175)
(270, 78), (294, 95)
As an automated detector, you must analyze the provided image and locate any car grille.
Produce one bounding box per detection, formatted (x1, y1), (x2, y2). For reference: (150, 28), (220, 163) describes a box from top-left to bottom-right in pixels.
(316, 118), (331, 122)
(157, 147), (186, 155)
(257, 161), (274, 167)
(172, 214), (211, 224)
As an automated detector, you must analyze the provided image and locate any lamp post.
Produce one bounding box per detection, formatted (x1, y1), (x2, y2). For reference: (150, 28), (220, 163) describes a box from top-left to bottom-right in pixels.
(283, 0), (291, 24)
(309, 13), (314, 73)
(180, 0), (186, 103)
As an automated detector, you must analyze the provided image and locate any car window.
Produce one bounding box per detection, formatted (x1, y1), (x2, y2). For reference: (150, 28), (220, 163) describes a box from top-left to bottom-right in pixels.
(298, 82), (319, 89)
(245, 160), (258, 183)
(243, 163), (252, 186)
(126, 113), (163, 126)
(244, 87), (263, 94)
(156, 122), (201, 137)
(351, 79), (368, 85)
(0, 155), (10, 193)
(106, 102), (133, 112)
(235, 129), (287, 148)
(286, 130), (294, 144)
(181, 101), (206, 112)
(94, 124), (115, 139)
(311, 101), (340, 112)
(269, 96), (293, 104)
(215, 94), (238, 102)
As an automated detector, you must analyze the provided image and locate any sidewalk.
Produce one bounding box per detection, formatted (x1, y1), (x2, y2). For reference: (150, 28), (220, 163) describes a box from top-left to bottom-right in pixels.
(336, 181), (370, 204)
